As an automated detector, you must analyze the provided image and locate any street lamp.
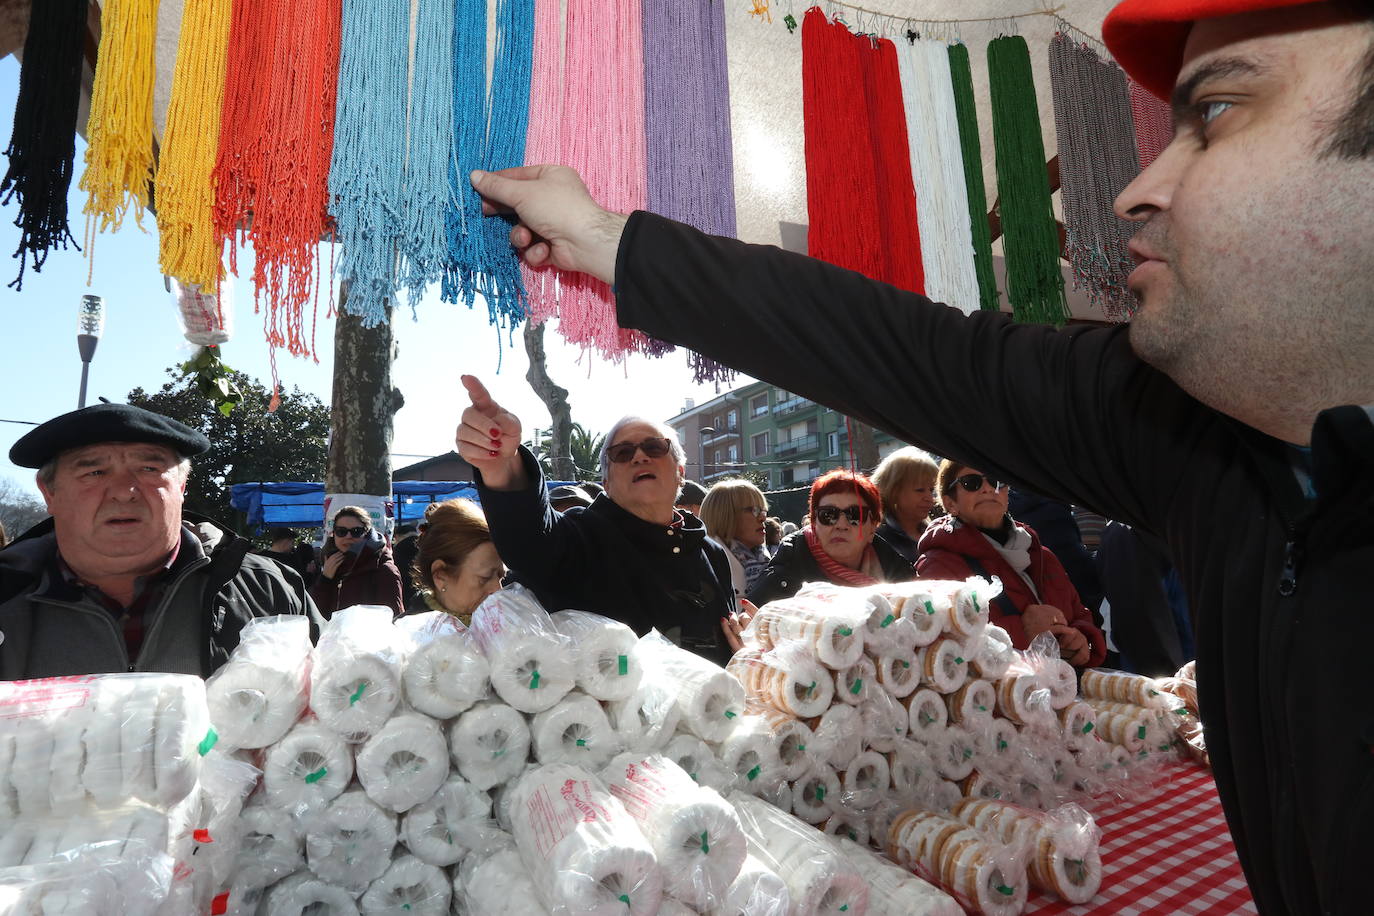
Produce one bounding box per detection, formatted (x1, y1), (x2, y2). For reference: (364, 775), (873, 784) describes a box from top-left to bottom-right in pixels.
(76, 294), (105, 409)
(699, 426), (715, 478)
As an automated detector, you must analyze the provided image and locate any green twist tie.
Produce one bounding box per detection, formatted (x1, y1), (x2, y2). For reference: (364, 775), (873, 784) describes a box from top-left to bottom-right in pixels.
(996, 885), (1014, 896)
(530, 671), (541, 689)
(619, 895), (631, 906)
(724, 710), (737, 719)
(977, 705), (987, 711)
(700, 831), (710, 854)
(403, 906), (411, 912)
(840, 906), (849, 912)
(880, 614), (894, 628)
(493, 749), (506, 757)
(850, 679), (863, 695)
(304, 767), (328, 784)
(1083, 722), (1095, 734)
(815, 785), (826, 801)
(837, 627), (853, 637)
(901, 661), (911, 669)
(348, 682), (368, 706)
(998, 739), (1008, 750)
(973, 595), (982, 613)
(689, 773), (699, 782)
(618, 655), (629, 676)
(747, 765), (761, 781)
(848, 830), (857, 841)
(1137, 725), (1147, 740)
(806, 681), (817, 695)
(923, 600), (936, 616)
(197, 728), (218, 756)
(576, 739), (587, 747)
(963, 747), (973, 759)
(797, 744), (806, 751)
(954, 657), (965, 664)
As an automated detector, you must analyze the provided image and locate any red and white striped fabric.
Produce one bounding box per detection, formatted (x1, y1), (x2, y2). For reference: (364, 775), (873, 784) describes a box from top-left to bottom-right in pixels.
(1023, 763), (1256, 915)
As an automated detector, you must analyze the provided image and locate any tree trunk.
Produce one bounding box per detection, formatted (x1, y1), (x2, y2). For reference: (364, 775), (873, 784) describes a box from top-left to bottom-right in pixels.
(327, 285), (403, 496)
(523, 322), (574, 480)
(849, 418), (880, 473)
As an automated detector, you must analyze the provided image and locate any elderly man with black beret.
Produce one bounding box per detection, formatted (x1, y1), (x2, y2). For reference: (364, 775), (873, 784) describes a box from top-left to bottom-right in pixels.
(0, 403), (321, 680)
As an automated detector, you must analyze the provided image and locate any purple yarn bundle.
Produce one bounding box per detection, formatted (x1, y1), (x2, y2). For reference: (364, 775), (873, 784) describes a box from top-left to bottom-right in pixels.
(641, 0), (738, 383)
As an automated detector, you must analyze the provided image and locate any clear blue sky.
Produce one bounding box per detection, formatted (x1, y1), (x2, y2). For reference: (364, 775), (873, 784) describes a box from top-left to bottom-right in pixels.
(0, 55), (738, 499)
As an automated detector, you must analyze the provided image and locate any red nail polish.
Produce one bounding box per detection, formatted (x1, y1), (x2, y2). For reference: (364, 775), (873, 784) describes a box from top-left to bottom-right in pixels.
(489, 427), (500, 437)
(489, 450), (498, 457)
(491, 439), (501, 448)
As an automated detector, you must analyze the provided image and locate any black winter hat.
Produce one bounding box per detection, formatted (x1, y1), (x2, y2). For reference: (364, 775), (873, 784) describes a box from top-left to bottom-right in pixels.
(10, 403), (211, 469)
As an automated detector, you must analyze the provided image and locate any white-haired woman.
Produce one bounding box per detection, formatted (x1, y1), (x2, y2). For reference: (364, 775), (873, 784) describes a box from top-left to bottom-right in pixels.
(455, 375), (737, 664)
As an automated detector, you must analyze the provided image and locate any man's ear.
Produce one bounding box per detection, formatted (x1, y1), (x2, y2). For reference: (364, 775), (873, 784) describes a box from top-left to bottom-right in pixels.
(36, 473), (54, 512)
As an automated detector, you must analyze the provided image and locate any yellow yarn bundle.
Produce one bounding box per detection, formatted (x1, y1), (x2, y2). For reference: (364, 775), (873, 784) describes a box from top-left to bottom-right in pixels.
(155, 0), (232, 293)
(79, 0), (159, 236)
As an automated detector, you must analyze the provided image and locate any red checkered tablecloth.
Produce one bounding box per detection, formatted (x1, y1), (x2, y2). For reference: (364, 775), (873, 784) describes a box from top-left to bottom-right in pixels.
(1023, 763), (1256, 915)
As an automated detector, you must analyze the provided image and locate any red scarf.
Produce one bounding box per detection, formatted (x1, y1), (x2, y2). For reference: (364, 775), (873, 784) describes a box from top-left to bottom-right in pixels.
(804, 526), (882, 587)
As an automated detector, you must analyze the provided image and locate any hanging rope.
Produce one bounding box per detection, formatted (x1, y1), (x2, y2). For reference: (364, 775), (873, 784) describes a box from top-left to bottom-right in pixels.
(397, 0), (456, 310)
(642, 0), (736, 383)
(947, 42), (1000, 312)
(988, 34), (1068, 326)
(329, 0), (409, 326)
(803, 9), (921, 292)
(1129, 77), (1173, 169)
(156, 0), (232, 294)
(520, 0), (563, 325)
(1049, 32), (1140, 321)
(0, 0), (89, 291)
(79, 0), (158, 263)
(213, 0), (341, 359)
(897, 37), (979, 313)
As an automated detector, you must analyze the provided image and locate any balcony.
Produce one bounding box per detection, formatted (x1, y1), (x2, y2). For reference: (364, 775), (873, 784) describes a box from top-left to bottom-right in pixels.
(772, 396), (815, 418)
(774, 434), (820, 458)
(699, 424), (740, 446)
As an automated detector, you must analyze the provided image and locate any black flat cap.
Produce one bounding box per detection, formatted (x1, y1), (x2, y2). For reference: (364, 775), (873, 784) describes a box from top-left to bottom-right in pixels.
(10, 403), (211, 469)
(677, 479), (707, 505)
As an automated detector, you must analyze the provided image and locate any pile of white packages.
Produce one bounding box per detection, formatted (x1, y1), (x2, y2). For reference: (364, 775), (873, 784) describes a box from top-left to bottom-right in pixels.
(0, 670), (252, 914)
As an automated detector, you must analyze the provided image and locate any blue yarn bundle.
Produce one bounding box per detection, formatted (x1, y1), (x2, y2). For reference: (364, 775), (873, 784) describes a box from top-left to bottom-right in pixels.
(443, 0), (535, 329)
(398, 0), (458, 310)
(329, 0), (410, 326)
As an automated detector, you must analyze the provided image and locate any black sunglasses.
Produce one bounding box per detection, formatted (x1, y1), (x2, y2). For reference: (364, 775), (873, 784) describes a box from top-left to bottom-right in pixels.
(815, 504), (868, 527)
(607, 437), (672, 464)
(333, 525), (368, 538)
(944, 473), (1005, 495)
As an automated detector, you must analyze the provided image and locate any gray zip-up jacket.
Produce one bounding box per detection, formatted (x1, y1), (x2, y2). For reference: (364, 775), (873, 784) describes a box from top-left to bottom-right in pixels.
(0, 517), (321, 679)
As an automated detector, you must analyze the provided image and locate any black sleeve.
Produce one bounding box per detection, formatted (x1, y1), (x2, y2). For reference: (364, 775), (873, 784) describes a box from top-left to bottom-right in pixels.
(474, 447), (591, 587)
(614, 212), (1217, 533)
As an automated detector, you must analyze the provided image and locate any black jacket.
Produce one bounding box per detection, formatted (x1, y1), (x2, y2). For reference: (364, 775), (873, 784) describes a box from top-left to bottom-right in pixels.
(0, 516), (321, 679)
(476, 447), (736, 664)
(749, 528), (916, 606)
(613, 210), (1374, 915)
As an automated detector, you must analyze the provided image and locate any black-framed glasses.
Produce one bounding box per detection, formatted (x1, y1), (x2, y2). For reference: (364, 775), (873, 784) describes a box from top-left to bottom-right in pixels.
(739, 505), (767, 518)
(333, 525), (368, 538)
(608, 437), (672, 464)
(815, 504), (868, 526)
(944, 473), (1005, 495)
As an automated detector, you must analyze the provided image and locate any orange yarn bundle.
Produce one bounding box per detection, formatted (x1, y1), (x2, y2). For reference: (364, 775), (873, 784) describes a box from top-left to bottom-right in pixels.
(212, 0), (341, 358)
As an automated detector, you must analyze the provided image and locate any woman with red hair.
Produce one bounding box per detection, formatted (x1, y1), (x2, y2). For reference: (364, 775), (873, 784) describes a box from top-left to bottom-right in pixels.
(747, 469), (915, 606)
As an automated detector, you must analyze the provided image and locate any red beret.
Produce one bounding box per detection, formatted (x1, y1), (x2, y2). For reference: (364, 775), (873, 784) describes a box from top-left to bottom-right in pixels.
(1103, 0), (1314, 100)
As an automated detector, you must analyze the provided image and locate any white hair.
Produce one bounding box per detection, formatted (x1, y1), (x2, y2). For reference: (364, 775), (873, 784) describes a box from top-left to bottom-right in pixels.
(599, 416), (686, 480)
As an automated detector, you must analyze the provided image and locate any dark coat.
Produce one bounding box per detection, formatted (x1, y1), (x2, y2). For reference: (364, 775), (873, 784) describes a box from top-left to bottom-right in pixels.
(748, 528), (915, 607)
(914, 516), (1106, 667)
(0, 517), (321, 679)
(309, 541), (404, 619)
(612, 210), (1374, 914)
(476, 448), (736, 665)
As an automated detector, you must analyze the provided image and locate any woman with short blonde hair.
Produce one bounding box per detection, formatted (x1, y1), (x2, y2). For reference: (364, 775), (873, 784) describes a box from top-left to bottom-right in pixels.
(870, 446), (940, 564)
(699, 478), (770, 598)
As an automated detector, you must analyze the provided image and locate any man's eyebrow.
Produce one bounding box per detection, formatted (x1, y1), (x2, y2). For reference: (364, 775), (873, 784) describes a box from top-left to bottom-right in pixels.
(1170, 57), (1269, 124)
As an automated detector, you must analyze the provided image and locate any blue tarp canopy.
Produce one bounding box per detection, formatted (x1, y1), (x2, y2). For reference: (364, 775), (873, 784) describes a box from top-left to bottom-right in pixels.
(229, 479), (576, 529)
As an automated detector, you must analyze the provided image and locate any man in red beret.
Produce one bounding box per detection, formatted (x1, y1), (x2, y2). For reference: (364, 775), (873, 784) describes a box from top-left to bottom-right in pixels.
(466, 2), (1372, 911)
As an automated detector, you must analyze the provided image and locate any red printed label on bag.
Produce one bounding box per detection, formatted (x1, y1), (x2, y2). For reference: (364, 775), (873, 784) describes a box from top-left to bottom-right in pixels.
(0, 676), (96, 719)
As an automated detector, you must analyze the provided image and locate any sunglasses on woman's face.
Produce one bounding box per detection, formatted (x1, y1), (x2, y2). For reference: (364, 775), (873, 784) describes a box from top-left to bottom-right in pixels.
(739, 505), (767, 518)
(815, 504), (868, 526)
(333, 525), (368, 538)
(945, 473), (1006, 495)
(607, 437), (672, 463)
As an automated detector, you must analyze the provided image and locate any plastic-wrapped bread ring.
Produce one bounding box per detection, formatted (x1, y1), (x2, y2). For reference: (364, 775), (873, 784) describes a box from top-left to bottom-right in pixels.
(550, 610), (644, 702)
(264, 719), (355, 812)
(946, 679), (996, 724)
(359, 853), (451, 914)
(530, 691), (618, 771)
(606, 681), (681, 753)
(304, 789), (399, 896)
(1041, 658), (1079, 710)
(265, 872), (360, 915)
(717, 853), (791, 916)
(309, 605), (404, 743)
(932, 725), (978, 782)
(401, 775), (496, 867)
(874, 652), (921, 698)
(945, 579), (994, 640)
(448, 701), (532, 791)
(355, 712), (450, 813)
(832, 655), (875, 706)
(904, 688), (948, 738)
(969, 625), (1015, 680)
(1080, 668), (1164, 708)
(922, 636), (970, 694)
(398, 613), (491, 720)
(747, 704), (815, 782)
(663, 733), (733, 794)
(839, 750), (891, 810)
(790, 766), (841, 824)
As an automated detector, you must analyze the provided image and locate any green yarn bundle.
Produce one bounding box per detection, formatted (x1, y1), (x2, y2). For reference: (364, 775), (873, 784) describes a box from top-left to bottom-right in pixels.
(988, 35), (1070, 326)
(948, 42), (1001, 313)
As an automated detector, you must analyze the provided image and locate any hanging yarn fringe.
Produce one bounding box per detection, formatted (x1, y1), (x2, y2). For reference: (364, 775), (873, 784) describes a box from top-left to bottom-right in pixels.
(1129, 78), (1173, 169)
(987, 35), (1068, 326)
(520, 0), (563, 325)
(80, 0), (159, 255)
(329, 0), (410, 326)
(156, 0), (232, 294)
(1049, 33), (1141, 322)
(896, 38), (979, 314)
(212, 0), (341, 359)
(398, 0), (457, 309)
(947, 42), (1000, 312)
(0, 0), (89, 291)
(642, 0), (736, 384)
(802, 8), (922, 292)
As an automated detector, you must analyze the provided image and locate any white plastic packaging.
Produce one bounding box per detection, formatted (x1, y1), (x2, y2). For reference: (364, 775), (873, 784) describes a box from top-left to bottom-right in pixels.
(447, 701), (532, 790)
(605, 680), (682, 753)
(302, 789), (399, 896)
(396, 611), (491, 719)
(264, 870), (359, 915)
(663, 734), (734, 794)
(716, 715), (784, 794)
(205, 615), (312, 750)
(454, 837), (550, 915)
(468, 586), (576, 714)
(263, 718), (355, 813)
(359, 853), (451, 914)
(355, 712), (451, 813)
(713, 852), (791, 916)
(401, 774), (500, 867)
(744, 595), (868, 669)
(638, 631), (745, 743)
(530, 691), (620, 771)
(727, 644), (834, 719)
(549, 609), (644, 702)
(309, 605), (405, 743)
(832, 835), (962, 915)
